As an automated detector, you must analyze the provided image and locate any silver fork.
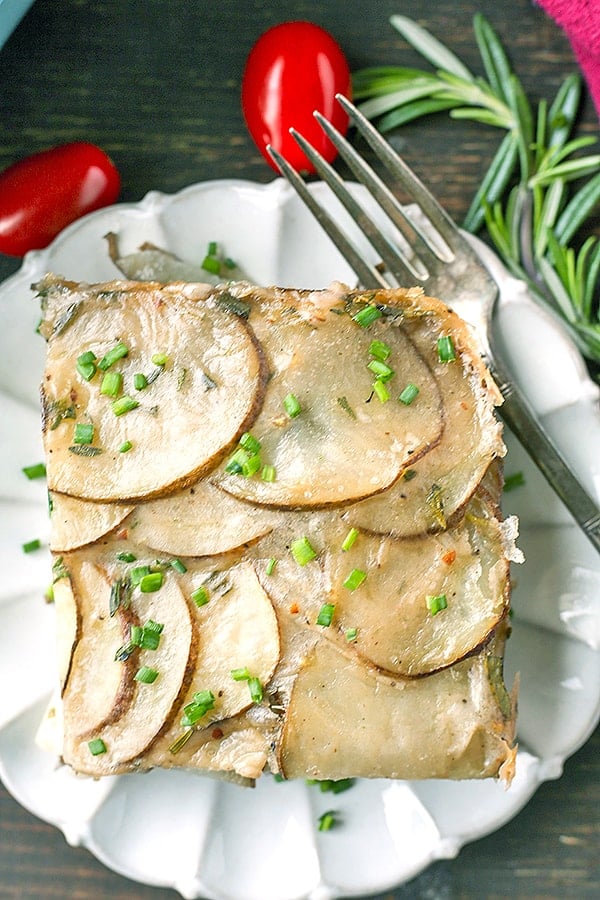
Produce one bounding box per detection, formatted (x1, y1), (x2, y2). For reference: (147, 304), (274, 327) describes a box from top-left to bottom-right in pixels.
(268, 93), (600, 554)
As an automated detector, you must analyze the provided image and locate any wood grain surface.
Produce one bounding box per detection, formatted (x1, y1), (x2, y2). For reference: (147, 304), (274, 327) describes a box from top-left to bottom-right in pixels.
(0, 1), (598, 898)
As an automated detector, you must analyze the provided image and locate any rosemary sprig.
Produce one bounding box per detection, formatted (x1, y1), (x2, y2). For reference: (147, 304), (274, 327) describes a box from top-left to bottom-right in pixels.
(353, 14), (600, 365)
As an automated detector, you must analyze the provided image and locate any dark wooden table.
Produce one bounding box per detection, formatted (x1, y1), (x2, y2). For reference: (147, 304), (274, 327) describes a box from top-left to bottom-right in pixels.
(0, 1), (599, 897)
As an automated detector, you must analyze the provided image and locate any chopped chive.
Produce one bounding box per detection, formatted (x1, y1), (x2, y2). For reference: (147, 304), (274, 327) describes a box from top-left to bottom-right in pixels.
(73, 422), (94, 444)
(248, 676), (263, 703)
(76, 350), (97, 381)
(139, 619), (164, 650)
(143, 623), (162, 652)
(139, 571), (164, 593)
(119, 440), (133, 453)
(367, 359), (394, 381)
(22, 538), (41, 553)
(504, 471), (525, 492)
(345, 627), (358, 642)
(343, 568), (367, 591)
(399, 382), (420, 405)
(426, 593), (448, 615)
(318, 810), (338, 831)
(353, 305), (382, 327)
(194, 688), (216, 707)
(130, 565), (151, 586)
(290, 536), (318, 566)
(100, 371), (123, 397)
(225, 447), (250, 475)
(241, 453), (261, 478)
(117, 551), (137, 563)
(239, 432), (261, 454)
(201, 255), (221, 275)
(437, 335), (456, 362)
(191, 586), (209, 606)
(180, 689), (215, 726)
(403, 468), (417, 481)
(77, 361), (96, 381)
(231, 667), (251, 681)
(171, 558), (187, 574)
(265, 557), (277, 576)
(77, 350), (97, 365)
(130, 624), (143, 646)
(112, 395), (139, 416)
(98, 341), (129, 370)
(208, 241), (218, 256)
(372, 379), (390, 402)
(151, 352), (169, 367)
(22, 462), (46, 480)
(133, 373), (148, 390)
(341, 528), (359, 552)
(283, 392), (302, 418)
(261, 464), (276, 482)
(369, 339), (392, 361)
(308, 778), (355, 794)
(134, 665), (159, 684)
(316, 603), (335, 627)
(224, 256), (236, 269)
(88, 738), (107, 756)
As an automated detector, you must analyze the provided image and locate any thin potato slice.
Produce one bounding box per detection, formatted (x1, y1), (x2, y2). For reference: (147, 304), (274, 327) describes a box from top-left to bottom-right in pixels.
(216, 308), (443, 508)
(39, 277), (266, 501)
(128, 481), (279, 557)
(278, 633), (516, 781)
(344, 290), (505, 535)
(154, 712), (271, 782)
(154, 561), (280, 755)
(63, 566), (195, 776)
(61, 558), (136, 741)
(326, 492), (509, 676)
(50, 491), (132, 551)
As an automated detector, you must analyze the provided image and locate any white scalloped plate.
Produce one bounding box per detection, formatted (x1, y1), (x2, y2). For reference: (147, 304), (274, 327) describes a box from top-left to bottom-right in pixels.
(1, 178), (600, 900)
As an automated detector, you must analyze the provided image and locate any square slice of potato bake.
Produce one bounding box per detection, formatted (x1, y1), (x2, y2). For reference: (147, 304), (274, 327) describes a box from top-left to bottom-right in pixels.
(37, 275), (520, 784)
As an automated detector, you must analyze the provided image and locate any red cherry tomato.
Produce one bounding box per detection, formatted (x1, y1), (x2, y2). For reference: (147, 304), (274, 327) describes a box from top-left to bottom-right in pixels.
(0, 142), (121, 257)
(242, 21), (351, 173)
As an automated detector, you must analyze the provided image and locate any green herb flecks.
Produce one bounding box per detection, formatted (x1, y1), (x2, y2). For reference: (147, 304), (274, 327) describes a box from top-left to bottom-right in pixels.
(68, 444), (103, 457)
(180, 689), (215, 727)
(337, 395), (356, 419)
(88, 738), (107, 756)
(504, 471), (525, 492)
(22, 462), (46, 480)
(52, 556), (69, 583)
(109, 576), (132, 616)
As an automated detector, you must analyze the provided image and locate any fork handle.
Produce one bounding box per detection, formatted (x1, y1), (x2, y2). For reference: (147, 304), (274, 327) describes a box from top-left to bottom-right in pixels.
(488, 353), (600, 554)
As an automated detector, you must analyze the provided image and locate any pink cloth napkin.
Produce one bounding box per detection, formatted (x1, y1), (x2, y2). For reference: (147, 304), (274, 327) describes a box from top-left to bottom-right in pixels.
(537, 0), (600, 115)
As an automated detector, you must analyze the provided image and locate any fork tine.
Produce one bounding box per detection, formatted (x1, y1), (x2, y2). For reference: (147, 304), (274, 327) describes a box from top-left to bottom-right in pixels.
(266, 144), (387, 289)
(288, 127), (425, 283)
(313, 110), (452, 268)
(336, 93), (466, 255)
